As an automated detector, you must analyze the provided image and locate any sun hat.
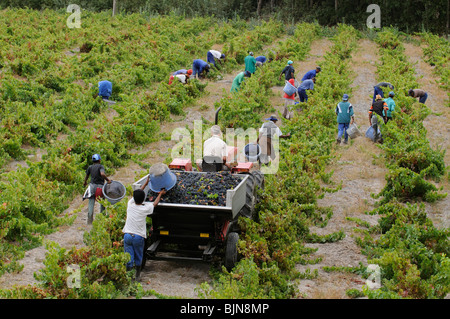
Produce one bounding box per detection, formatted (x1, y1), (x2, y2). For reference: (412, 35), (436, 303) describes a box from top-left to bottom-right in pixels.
(376, 94), (382, 100)
(265, 115), (278, 122)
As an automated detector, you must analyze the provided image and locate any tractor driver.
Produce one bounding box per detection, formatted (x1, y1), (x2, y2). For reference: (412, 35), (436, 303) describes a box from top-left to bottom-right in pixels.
(202, 125), (231, 171)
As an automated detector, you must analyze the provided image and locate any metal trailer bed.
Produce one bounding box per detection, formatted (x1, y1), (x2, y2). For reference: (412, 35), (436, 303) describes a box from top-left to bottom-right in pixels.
(132, 170), (262, 270)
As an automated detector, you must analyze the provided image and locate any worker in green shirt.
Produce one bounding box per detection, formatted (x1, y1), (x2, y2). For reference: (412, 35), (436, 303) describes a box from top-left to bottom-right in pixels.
(231, 71), (251, 92)
(383, 91), (396, 122)
(244, 52), (256, 74)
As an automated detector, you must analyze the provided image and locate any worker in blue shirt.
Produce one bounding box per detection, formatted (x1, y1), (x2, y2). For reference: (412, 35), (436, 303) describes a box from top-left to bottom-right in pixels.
(98, 80), (112, 99)
(297, 77), (315, 102)
(255, 56), (273, 67)
(192, 59), (210, 79)
(301, 66), (321, 81)
(373, 82), (394, 103)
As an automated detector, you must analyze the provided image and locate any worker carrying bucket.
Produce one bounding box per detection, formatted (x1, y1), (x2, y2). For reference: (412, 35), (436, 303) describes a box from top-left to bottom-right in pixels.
(257, 115), (290, 165)
(83, 153), (112, 224)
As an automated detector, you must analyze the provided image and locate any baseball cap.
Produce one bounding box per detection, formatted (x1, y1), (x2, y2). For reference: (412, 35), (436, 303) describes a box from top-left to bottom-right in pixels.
(92, 154), (101, 161)
(342, 94), (349, 101)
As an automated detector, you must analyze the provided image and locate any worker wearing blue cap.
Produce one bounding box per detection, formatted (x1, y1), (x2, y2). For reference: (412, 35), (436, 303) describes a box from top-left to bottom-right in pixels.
(335, 94), (354, 145)
(383, 91), (396, 122)
(207, 49), (226, 67)
(231, 70), (251, 92)
(279, 60), (295, 81)
(83, 154), (111, 224)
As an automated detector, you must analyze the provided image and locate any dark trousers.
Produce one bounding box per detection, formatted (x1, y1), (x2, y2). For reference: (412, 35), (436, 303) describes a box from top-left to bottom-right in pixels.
(419, 93), (428, 104)
(298, 89), (308, 102)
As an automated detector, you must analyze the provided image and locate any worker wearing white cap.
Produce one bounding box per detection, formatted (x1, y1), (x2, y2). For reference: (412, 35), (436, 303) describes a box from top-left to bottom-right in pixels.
(244, 51), (256, 74)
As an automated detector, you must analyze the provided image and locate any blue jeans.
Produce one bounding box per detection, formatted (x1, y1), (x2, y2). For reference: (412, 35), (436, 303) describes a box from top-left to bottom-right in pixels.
(192, 64), (200, 77)
(338, 123), (349, 141)
(373, 86), (384, 103)
(124, 233), (145, 269)
(419, 93), (428, 104)
(298, 89), (308, 102)
(207, 51), (216, 66)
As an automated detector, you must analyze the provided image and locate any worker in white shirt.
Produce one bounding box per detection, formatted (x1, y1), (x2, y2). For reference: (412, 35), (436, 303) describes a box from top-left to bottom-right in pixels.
(207, 49), (226, 67)
(122, 176), (166, 281)
(202, 125), (231, 171)
(257, 115), (290, 164)
(169, 69), (191, 85)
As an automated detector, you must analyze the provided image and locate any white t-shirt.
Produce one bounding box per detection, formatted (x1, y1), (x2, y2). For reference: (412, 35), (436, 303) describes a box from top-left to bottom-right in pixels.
(122, 198), (154, 238)
(209, 50), (222, 59)
(203, 135), (227, 158)
(175, 74), (187, 83)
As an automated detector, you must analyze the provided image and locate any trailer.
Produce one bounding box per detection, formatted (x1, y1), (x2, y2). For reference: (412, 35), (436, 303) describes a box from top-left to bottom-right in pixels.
(132, 167), (263, 270)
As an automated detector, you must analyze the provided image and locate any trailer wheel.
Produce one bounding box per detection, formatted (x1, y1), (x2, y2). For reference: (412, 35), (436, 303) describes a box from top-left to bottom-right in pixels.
(224, 232), (239, 271)
(252, 170), (264, 196)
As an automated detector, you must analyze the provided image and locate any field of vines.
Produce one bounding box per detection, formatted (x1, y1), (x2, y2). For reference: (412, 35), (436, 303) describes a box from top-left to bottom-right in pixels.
(0, 8), (449, 301)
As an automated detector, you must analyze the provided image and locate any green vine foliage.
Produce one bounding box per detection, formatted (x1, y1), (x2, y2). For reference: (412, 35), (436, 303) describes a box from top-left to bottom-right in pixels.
(361, 203), (450, 299)
(351, 29), (449, 299)
(199, 23), (359, 299)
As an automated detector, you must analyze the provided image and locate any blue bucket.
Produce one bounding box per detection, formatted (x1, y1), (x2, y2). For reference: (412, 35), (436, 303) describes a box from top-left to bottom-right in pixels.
(283, 81), (297, 96)
(148, 163), (177, 192)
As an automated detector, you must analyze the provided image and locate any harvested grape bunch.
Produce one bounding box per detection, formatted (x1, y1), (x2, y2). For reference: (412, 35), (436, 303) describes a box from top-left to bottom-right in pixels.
(147, 171), (243, 206)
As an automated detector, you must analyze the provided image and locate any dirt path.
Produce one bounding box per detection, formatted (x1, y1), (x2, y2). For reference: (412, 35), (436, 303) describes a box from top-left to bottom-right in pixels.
(296, 39), (388, 298)
(403, 42), (450, 230)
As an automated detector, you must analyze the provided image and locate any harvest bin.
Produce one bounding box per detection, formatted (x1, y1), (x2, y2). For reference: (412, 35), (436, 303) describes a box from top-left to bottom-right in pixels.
(132, 170), (263, 270)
